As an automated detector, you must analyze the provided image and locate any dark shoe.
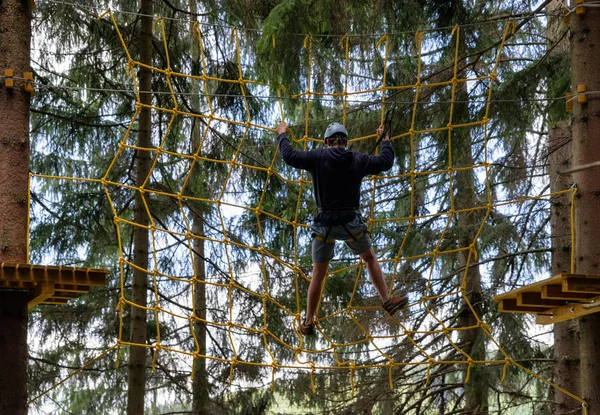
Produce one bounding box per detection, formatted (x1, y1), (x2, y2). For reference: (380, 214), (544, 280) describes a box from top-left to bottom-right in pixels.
(382, 296), (409, 316)
(299, 321), (316, 336)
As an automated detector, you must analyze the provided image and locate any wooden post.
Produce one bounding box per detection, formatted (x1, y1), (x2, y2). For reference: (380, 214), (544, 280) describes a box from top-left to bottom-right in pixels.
(0, 1), (33, 414)
(569, 1), (600, 413)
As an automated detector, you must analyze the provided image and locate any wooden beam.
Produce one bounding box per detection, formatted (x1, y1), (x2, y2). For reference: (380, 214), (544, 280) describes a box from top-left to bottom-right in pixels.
(498, 298), (551, 314)
(517, 292), (568, 308)
(0, 264), (108, 309)
(49, 292), (79, 300)
(563, 276), (600, 293)
(0, 263), (108, 286)
(493, 274), (564, 301)
(40, 298), (69, 306)
(536, 296), (600, 325)
(28, 282), (55, 310)
(52, 283), (93, 293)
(0, 280), (34, 290)
(542, 284), (595, 301)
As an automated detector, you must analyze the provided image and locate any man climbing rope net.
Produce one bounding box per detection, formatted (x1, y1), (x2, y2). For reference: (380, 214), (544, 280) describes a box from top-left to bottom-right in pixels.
(276, 121), (409, 336)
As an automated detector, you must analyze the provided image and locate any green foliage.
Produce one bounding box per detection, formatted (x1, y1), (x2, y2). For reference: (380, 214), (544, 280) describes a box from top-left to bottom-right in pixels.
(25, 0), (568, 413)
(545, 51), (571, 126)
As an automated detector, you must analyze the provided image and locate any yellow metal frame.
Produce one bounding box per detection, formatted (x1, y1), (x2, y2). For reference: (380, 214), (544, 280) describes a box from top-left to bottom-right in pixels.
(4, 69), (13, 88)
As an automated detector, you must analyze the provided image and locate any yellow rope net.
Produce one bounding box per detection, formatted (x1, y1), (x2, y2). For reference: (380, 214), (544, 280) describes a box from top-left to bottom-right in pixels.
(28, 11), (587, 413)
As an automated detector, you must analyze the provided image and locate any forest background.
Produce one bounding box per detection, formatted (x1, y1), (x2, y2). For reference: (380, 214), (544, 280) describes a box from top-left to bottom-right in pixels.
(19, 0), (582, 414)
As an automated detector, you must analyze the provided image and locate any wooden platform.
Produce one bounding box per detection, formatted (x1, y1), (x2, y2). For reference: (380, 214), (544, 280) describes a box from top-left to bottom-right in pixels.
(0, 263), (109, 309)
(493, 273), (600, 325)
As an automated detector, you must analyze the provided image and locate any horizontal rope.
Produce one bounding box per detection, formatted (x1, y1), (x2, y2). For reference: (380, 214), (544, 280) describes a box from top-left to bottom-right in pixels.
(5, 75), (570, 104)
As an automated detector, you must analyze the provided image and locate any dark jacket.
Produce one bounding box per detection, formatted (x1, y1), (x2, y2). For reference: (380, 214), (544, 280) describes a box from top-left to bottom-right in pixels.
(277, 133), (395, 225)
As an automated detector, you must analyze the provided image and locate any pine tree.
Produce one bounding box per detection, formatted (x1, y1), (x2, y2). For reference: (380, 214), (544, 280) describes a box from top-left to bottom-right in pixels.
(0, 1), (33, 414)
(569, 4), (600, 414)
(126, 0), (153, 412)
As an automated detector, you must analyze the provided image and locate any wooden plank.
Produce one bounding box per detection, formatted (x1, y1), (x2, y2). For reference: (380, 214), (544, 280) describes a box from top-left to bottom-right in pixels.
(50, 292), (80, 300)
(28, 282), (55, 310)
(40, 298), (70, 306)
(494, 274), (600, 323)
(53, 283), (93, 293)
(562, 273), (600, 280)
(493, 274), (565, 301)
(517, 292), (568, 308)
(542, 284), (595, 301)
(494, 274), (600, 301)
(0, 264), (108, 309)
(0, 280), (35, 290)
(563, 277), (600, 293)
(0, 263), (108, 286)
(536, 295), (600, 325)
(498, 298), (550, 314)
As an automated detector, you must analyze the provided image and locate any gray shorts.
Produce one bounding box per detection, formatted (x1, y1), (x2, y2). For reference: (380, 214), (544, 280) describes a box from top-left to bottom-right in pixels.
(311, 215), (372, 263)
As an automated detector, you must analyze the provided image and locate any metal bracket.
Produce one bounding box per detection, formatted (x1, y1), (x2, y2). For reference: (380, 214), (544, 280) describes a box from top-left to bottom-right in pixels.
(4, 69), (13, 89)
(577, 84), (587, 104)
(23, 72), (34, 96)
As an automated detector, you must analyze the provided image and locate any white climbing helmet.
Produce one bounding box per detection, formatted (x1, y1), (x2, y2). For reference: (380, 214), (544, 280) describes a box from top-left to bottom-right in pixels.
(324, 122), (348, 142)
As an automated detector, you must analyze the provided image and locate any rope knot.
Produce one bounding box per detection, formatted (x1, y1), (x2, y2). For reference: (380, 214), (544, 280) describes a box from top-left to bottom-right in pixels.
(479, 322), (492, 334)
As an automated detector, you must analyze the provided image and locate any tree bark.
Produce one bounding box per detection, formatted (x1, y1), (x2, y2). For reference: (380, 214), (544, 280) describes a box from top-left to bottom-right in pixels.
(0, 291), (28, 415)
(191, 219), (209, 414)
(546, 5), (581, 412)
(0, 1), (32, 414)
(548, 125), (580, 415)
(127, 0), (153, 413)
(455, 146), (488, 415)
(189, 5), (209, 410)
(569, 2), (600, 414)
(452, 27), (488, 415)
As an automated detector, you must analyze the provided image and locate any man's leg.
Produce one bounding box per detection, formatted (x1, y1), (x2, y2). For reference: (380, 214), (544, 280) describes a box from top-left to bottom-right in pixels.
(305, 261), (329, 325)
(358, 247), (408, 315)
(359, 247), (390, 302)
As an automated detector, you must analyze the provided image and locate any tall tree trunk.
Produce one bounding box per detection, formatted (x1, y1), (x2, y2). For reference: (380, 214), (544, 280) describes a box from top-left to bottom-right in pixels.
(548, 125), (580, 415)
(453, 31), (488, 415)
(546, 4), (581, 415)
(0, 1), (32, 414)
(570, 2), (600, 414)
(455, 131), (488, 415)
(191, 220), (209, 414)
(127, 0), (153, 413)
(189, 4), (209, 411)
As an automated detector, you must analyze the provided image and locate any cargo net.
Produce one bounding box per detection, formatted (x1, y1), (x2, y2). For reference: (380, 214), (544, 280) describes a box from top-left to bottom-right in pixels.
(29, 11), (586, 413)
